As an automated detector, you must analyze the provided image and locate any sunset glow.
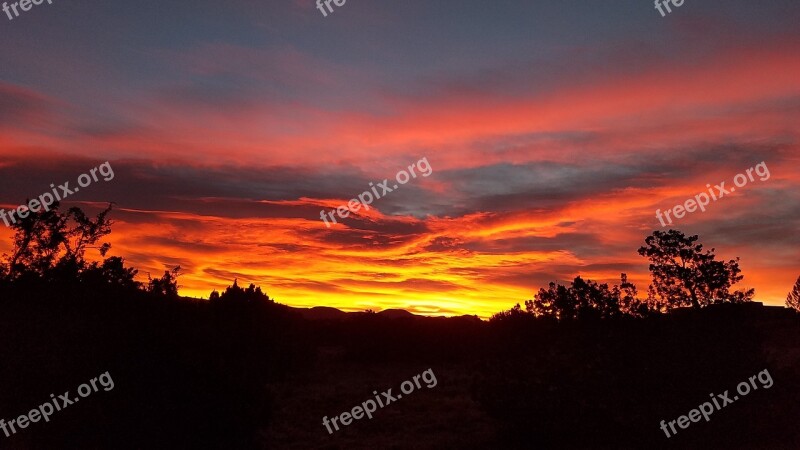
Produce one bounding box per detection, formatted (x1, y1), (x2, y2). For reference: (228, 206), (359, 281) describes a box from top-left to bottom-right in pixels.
(1, 1), (798, 318)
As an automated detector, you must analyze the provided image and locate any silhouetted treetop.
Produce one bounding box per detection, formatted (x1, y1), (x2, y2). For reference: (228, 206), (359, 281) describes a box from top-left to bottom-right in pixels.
(638, 229), (754, 309)
(493, 230), (758, 321)
(523, 274), (649, 321)
(210, 279), (273, 306)
(0, 203), (178, 299)
(147, 266), (181, 299)
(1, 202), (113, 282)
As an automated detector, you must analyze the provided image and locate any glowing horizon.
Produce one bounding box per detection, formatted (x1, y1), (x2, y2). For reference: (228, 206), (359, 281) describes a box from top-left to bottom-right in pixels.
(1, 0), (799, 319)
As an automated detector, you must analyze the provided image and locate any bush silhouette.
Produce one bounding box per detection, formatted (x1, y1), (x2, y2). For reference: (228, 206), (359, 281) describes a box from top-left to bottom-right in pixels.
(147, 266), (181, 299)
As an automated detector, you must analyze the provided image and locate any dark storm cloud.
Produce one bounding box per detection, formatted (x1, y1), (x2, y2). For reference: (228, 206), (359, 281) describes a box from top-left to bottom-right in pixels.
(0, 156), (438, 220)
(462, 233), (603, 255)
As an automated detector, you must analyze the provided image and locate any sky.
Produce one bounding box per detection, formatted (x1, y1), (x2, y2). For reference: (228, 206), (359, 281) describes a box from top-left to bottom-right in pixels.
(0, 0), (798, 318)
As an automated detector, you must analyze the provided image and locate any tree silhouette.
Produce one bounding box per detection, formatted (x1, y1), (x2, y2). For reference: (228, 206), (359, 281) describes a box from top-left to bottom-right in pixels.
(489, 303), (527, 322)
(618, 273), (650, 317)
(80, 256), (141, 292)
(209, 279), (273, 306)
(638, 229), (754, 310)
(523, 274), (645, 320)
(147, 266), (181, 299)
(572, 276), (622, 319)
(526, 281), (574, 319)
(511, 230), (757, 320)
(0, 202), (155, 301)
(787, 276), (800, 312)
(0, 202), (115, 285)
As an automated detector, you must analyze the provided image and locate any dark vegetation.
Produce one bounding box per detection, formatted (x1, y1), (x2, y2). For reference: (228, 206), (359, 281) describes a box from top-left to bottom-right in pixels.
(0, 203), (311, 449)
(0, 204), (798, 449)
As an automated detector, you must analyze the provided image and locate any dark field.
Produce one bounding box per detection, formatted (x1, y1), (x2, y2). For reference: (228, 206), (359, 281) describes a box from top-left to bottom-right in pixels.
(1, 291), (799, 449)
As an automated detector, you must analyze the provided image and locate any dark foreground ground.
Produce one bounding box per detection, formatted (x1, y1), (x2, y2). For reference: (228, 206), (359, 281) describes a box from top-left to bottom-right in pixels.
(1, 291), (798, 449)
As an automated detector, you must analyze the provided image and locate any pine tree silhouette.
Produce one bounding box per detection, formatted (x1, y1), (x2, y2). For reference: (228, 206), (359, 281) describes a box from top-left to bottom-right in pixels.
(786, 276), (800, 312)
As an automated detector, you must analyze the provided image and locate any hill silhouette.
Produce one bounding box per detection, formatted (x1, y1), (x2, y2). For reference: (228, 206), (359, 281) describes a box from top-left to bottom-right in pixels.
(296, 306), (351, 320)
